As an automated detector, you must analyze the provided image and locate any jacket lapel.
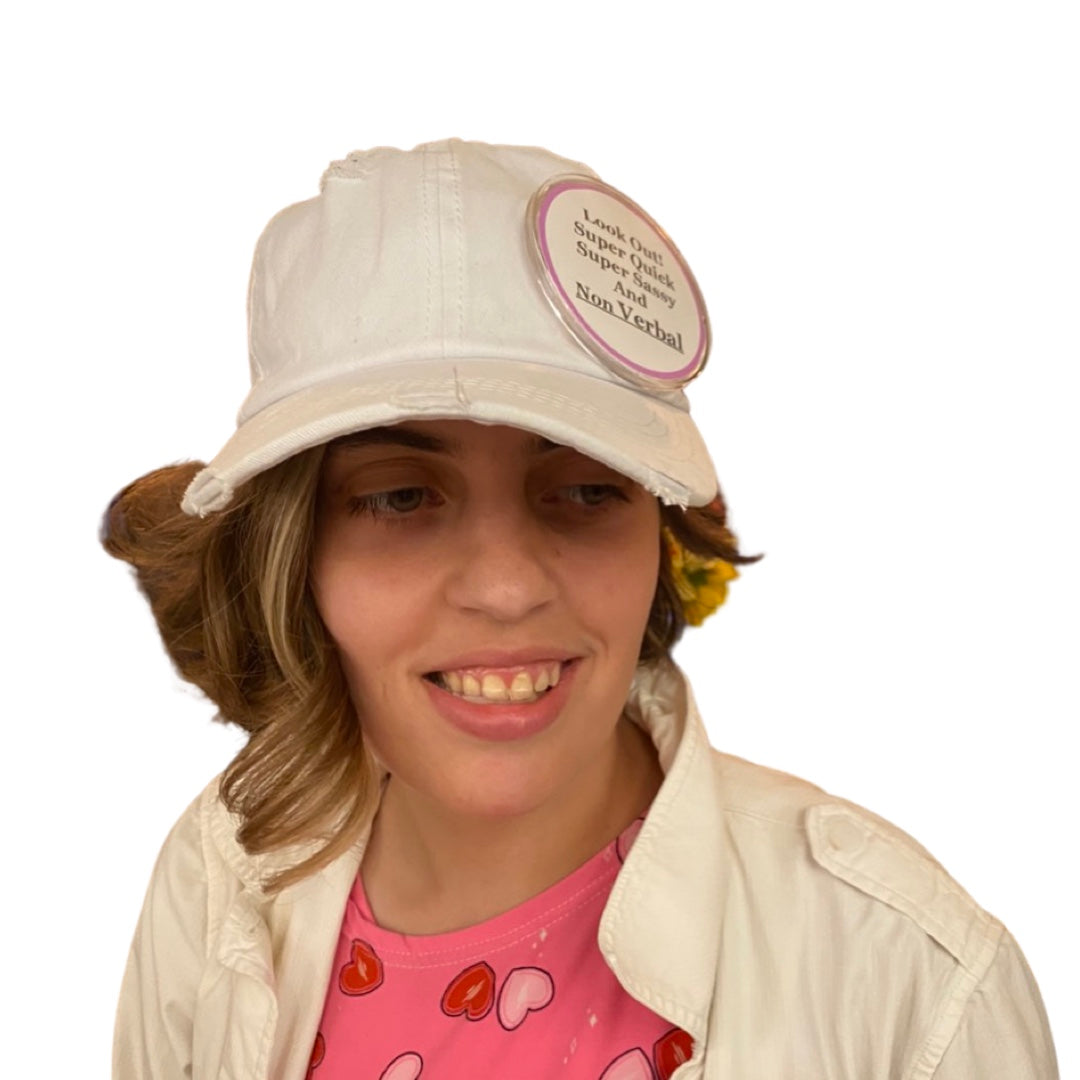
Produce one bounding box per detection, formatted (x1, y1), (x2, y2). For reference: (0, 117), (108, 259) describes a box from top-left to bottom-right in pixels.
(206, 792), (369, 1080)
(599, 662), (726, 1049)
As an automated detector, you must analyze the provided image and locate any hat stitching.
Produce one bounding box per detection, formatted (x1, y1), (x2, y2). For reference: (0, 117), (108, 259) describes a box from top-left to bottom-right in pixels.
(452, 148), (466, 344)
(421, 152), (434, 352)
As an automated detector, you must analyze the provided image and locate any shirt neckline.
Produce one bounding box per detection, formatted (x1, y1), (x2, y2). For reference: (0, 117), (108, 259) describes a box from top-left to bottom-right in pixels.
(348, 814), (645, 961)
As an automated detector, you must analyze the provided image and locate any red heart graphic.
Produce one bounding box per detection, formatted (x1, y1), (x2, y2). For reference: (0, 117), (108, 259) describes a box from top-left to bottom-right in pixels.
(441, 961), (495, 1020)
(653, 1027), (693, 1080)
(339, 939), (384, 996)
(306, 1032), (325, 1079)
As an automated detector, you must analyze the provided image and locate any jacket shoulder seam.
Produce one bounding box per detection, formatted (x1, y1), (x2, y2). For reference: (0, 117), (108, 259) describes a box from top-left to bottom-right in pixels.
(718, 804), (805, 832)
(807, 803), (1003, 972)
(903, 930), (1007, 1080)
(197, 778), (228, 956)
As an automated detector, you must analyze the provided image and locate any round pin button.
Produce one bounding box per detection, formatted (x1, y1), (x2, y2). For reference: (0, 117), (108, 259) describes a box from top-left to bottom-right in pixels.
(826, 815), (867, 855)
(527, 175), (710, 390)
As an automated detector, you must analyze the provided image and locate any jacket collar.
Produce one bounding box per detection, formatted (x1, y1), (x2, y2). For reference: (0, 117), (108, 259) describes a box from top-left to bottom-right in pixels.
(205, 792), (369, 898)
(599, 660), (724, 1043)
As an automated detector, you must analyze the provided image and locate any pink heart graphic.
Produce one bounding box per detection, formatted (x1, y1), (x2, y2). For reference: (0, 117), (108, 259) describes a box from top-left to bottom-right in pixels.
(600, 1048), (654, 1080)
(379, 1052), (423, 1080)
(496, 966), (555, 1030)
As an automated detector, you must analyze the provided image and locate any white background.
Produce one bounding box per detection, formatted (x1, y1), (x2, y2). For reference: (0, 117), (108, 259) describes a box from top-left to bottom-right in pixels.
(3, 0), (1076, 1074)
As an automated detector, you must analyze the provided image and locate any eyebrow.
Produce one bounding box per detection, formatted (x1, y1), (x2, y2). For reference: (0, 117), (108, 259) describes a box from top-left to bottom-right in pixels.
(327, 426), (566, 457)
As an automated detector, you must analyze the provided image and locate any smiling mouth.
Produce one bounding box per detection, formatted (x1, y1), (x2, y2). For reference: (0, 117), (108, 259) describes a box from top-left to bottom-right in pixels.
(423, 661), (571, 705)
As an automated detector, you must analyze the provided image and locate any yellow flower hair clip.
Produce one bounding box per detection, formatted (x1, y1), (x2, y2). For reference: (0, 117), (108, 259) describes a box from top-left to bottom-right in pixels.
(662, 525), (739, 627)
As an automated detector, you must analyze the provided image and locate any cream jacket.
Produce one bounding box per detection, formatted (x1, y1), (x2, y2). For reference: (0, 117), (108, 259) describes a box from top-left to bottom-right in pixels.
(114, 662), (1058, 1078)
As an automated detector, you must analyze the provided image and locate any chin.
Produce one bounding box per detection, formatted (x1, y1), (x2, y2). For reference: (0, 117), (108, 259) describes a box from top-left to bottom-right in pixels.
(442, 766), (563, 822)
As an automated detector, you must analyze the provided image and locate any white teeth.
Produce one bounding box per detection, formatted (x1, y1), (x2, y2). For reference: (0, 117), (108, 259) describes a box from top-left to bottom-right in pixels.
(481, 673), (508, 700)
(433, 662), (565, 703)
(508, 672), (536, 701)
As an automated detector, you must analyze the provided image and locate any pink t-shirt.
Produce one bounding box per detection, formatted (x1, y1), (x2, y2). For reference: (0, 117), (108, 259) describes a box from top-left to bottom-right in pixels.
(308, 816), (693, 1080)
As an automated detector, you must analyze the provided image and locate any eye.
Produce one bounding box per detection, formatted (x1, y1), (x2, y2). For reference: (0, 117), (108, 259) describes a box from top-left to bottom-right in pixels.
(558, 484), (631, 508)
(346, 487), (433, 519)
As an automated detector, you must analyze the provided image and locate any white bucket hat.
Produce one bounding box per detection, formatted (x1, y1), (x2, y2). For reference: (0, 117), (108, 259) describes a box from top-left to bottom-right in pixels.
(181, 139), (719, 516)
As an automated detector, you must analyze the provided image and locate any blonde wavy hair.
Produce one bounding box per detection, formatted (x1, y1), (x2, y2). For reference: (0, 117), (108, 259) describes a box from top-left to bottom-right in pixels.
(103, 447), (757, 892)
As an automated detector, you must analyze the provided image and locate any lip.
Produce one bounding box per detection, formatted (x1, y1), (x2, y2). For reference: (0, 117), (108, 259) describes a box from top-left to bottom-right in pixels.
(423, 647), (581, 673)
(423, 658), (581, 742)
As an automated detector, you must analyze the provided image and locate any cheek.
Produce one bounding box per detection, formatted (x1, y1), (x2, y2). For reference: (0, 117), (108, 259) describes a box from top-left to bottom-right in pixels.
(310, 547), (355, 644)
(310, 551), (401, 671)
(624, 540), (663, 627)
(313, 531), (425, 625)
(312, 538), (447, 710)
(567, 528), (659, 642)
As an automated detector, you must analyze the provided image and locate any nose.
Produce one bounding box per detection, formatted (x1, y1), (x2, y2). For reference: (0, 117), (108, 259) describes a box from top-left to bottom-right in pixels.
(442, 499), (559, 623)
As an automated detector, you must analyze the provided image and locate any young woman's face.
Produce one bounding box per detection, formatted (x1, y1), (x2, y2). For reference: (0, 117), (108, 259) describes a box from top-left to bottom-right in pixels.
(311, 419), (661, 821)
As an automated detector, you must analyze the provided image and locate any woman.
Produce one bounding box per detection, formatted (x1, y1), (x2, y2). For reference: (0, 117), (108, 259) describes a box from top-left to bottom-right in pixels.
(106, 140), (1058, 1079)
